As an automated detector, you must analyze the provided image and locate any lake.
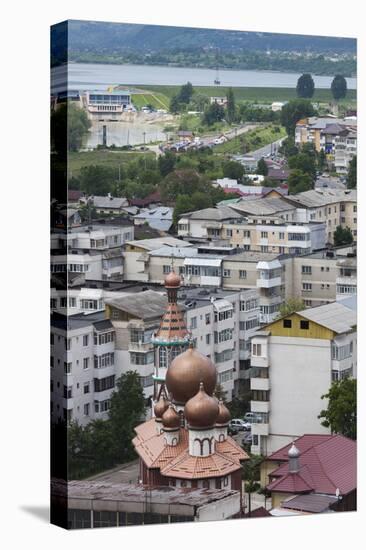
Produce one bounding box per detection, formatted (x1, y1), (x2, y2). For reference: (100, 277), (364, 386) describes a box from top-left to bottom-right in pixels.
(51, 63), (357, 94)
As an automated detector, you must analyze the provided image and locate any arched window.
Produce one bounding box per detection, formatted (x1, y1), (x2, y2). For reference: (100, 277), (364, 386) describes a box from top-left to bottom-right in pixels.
(202, 479), (210, 489)
(171, 437), (178, 446)
(159, 347), (168, 369)
(201, 438), (211, 455)
(219, 433), (225, 442)
(193, 438), (201, 455)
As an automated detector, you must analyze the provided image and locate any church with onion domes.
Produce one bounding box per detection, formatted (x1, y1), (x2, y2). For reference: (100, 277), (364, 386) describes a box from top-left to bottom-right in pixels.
(133, 278), (249, 501)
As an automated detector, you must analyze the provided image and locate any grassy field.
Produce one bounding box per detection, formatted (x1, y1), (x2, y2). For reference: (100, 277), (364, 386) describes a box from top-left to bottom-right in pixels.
(133, 84), (356, 105)
(214, 124), (287, 154)
(69, 150), (155, 176)
(131, 91), (170, 110)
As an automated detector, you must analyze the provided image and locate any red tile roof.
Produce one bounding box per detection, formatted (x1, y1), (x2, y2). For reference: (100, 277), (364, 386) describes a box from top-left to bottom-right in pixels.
(266, 434), (356, 496)
(133, 418), (249, 480)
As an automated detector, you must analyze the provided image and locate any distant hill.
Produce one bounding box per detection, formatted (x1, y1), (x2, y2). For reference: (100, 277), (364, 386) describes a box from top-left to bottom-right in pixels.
(51, 20), (356, 74)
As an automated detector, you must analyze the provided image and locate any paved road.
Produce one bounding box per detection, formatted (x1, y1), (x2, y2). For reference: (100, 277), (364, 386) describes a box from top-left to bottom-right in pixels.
(250, 137), (286, 161)
(315, 176), (346, 190)
(87, 460), (140, 484)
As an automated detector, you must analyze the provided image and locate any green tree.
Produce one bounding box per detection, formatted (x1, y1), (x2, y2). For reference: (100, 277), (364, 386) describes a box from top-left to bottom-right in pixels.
(279, 136), (298, 159)
(296, 73), (315, 98)
(280, 99), (316, 136)
(226, 87), (236, 123)
(78, 165), (116, 195)
(191, 191), (213, 211)
(160, 169), (209, 201)
(222, 160), (245, 181)
(288, 152), (316, 180)
(318, 378), (356, 439)
(170, 95), (181, 114)
(173, 194), (194, 226)
(109, 371), (146, 461)
(257, 157), (268, 176)
(287, 169), (313, 194)
(158, 151), (177, 177)
(178, 82), (194, 104)
(51, 103), (91, 154)
(202, 102), (225, 126)
(347, 155), (357, 189)
(333, 225), (353, 246)
(331, 75), (347, 100)
(242, 454), (263, 516)
(277, 298), (305, 319)
(318, 149), (326, 172)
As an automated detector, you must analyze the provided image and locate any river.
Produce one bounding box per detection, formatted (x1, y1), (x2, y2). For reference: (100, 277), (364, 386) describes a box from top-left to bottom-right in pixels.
(51, 62), (357, 94)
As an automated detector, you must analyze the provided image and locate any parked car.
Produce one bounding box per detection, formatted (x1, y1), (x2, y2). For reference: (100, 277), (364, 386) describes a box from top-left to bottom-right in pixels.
(230, 419), (251, 432)
(243, 412), (261, 424)
(241, 433), (253, 447)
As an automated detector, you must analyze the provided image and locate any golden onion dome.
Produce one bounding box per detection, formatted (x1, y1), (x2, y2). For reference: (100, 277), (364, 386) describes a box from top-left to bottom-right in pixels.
(184, 382), (219, 428)
(164, 270), (181, 288)
(166, 347), (217, 405)
(154, 395), (169, 419)
(216, 399), (231, 425)
(162, 404), (181, 430)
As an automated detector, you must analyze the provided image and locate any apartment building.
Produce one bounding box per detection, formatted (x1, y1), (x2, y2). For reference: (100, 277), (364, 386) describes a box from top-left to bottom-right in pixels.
(295, 115), (357, 151)
(51, 223), (134, 282)
(289, 245), (357, 307)
(334, 129), (357, 174)
(249, 300), (357, 456)
(283, 189), (357, 243)
(51, 312), (117, 426)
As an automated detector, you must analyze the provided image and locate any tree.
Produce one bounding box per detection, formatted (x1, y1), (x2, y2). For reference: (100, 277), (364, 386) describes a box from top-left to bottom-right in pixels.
(178, 82), (194, 104)
(296, 73), (315, 98)
(173, 194), (194, 226)
(51, 103), (91, 154)
(108, 371), (146, 461)
(169, 95), (181, 114)
(242, 454), (263, 516)
(288, 152), (316, 181)
(214, 383), (227, 403)
(78, 165), (116, 195)
(222, 160), (245, 181)
(158, 151), (177, 177)
(333, 225), (353, 246)
(257, 157), (268, 176)
(318, 149), (326, 172)
(279, 136), (298, 159)
(160, 169), (210, 202)
(280, 99), (316, 136)
(287, 169), (313, 194)
(277, 298), (305, 319)
(226, 87), (236, 123)
(318, 378), (356, 440)
(347, 155), (357, 189)
(202, 102), (225, 126)
(331, 75), (347, 100)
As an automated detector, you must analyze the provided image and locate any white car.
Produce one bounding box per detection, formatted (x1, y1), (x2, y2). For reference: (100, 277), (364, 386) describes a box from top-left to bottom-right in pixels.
(230, 419), (251, 431)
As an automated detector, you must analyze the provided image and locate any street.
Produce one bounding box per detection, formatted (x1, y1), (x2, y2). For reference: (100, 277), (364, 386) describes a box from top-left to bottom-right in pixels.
(87, 459), (140, 484)
(250, 137), (286, 161)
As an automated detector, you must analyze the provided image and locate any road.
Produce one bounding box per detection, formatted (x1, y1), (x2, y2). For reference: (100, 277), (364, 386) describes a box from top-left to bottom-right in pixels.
(87, 460), (140, 484)
(249, 137), (286, 161)
(315, 176), (346, 190)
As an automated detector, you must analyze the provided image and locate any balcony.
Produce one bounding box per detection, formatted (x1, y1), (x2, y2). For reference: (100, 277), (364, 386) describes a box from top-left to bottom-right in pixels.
(251, 400), (270, 413)
(251, 423), (269, 436)
(128, 341), (153, 353)
(250, 355), (269, 368)
(257, 276), (282, 289)
(250, 378), (270, 391)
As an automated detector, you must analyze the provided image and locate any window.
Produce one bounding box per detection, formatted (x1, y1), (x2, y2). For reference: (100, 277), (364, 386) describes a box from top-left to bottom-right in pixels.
(246, 318), (259, 330)
(206, 334), (211, 345)
(50, 333), (54, 346)
(64, 362), (72, 374)
(50, 298), (57, 309)
(252, 343), (262, 356)
(283, 319), (292, 328)
(239, 270), (247, 279)
(65, 338), (71, 350)
(94, 352), (115, 368)
(83, 335), (89, 346)
(84, 403), (90, 416)
(243, 230), (250, 238)
(261, 245), (268, 252)
(252, 390), (269, 401)
(50, 356), (54, 368)
(252, 435), (259, 446)
(300, 320), (309, 330)
(69, 297), (76, 308)
(261, 231), (268, 238)
(63, 385), (72, 399)
(218, 369), (233, 383)
(163, 265), (171, 274)
(214, 349), (233, 363)
(94, 399), (111, 413)
(190, 317), (197, 329)
(205, 313), (211, 325)
(60, 297), (67, 308)
(302, 266), (312, 274)
(130, 352), (154, 365)
(279, 232), (285, 240)
(84, 382), (90, 394)
(223, 269), (231, 278)
(81, 299), (98, 310)
(94, 375), (115, 393)
(82, 357), (89, 370)
(226, 229), (233, 237)
(302, 283), (312, 291)
(94, 331), (115, 345)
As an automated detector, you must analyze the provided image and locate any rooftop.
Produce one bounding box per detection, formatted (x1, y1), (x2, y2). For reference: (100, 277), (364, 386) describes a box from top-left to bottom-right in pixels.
(283, 189), (356, 208)
(230, 197), (295, 216)
(183, 206), (243, 221)
(126, 237), (191, 251)
(297, 301), (357, 334)
(281, 493), (338, 514)
(106, 290), (167, 320)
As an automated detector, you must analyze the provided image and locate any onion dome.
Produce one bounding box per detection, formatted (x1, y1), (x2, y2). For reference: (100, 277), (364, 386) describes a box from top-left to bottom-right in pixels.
(166, 348), (217, 405)
(162, 404), (181, 430)
(184, 382), (219, 428)
(288, 443), (300, 458)
(216, 399), (231, 426)
(154, 395), (169, 419)
(164, 270), (181, 288)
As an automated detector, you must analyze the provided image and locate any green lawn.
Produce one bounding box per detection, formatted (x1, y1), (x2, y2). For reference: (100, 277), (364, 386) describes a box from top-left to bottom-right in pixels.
(131, 90), (170, 110)
(214, 124), (287, 154)
(133, 84), (356, 105)
(69, 150), (155, 176)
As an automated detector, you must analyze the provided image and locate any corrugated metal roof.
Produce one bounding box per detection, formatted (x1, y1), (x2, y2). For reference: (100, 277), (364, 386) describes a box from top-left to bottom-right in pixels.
(298, 301), (357, 334)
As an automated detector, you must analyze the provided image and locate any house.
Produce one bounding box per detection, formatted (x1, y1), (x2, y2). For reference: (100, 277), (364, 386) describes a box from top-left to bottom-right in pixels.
(133, 207), (173, 232)
(249, 301), (357, 456)
(129, 190), (162, 208)
(264, 435), (356, 514)
(86, 195), (129, 215)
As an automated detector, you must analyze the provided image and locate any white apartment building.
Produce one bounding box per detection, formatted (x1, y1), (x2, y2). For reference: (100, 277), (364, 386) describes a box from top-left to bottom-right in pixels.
(51, 313), (117, 426)
(249, 300), (357, 456)
(334, 129), (357, 174)
(51, 223), (134, 282)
